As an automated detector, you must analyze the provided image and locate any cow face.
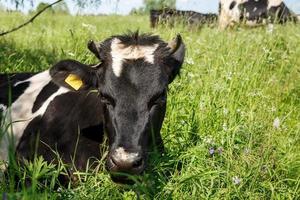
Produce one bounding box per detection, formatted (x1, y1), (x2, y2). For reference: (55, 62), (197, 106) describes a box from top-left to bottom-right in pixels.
(50, 33), (185, 182)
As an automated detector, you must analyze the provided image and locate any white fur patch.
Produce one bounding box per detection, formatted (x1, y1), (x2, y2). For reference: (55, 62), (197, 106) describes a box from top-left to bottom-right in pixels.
(110, 38), (158, 77)
(115, 147), (139, 163)
(268, 0), (282, 9)
(0, 70), (70, 166)
(219, 0), (245, 29)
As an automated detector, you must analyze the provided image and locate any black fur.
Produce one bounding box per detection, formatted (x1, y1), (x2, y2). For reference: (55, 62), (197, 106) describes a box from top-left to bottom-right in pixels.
(32, 81), (59, 113)
(0, 73), (35, 106)
(150, 9), (218, 28)
(17, 91), (104, 171)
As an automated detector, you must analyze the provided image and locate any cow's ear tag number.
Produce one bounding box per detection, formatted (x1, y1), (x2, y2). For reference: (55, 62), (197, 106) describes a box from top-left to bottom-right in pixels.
(65, 74), (83, 90)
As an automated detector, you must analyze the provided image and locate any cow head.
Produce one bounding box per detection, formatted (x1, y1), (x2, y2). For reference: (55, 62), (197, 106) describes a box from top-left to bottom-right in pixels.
(50, 32), (185, 182)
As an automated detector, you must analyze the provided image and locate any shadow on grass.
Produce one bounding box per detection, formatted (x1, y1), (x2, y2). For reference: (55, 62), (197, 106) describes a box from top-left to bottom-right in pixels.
(0, 39), (60, 73)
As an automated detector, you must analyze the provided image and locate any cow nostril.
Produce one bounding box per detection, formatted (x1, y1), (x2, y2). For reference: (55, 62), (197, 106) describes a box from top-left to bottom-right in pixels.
(132, 157), (143, 169)
(109, 148), (145, 172)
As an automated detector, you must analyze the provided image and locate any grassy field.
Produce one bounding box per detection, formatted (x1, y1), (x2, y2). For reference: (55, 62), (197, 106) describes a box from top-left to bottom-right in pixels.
(0, 12), (300, 199)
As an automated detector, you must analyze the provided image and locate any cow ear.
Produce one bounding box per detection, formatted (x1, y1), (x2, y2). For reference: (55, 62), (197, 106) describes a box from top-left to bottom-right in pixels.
(166, 34), (185, 84)
(88, 40), (105, 60)
(88, 40), (100, 59)
(50, 59), (99, 91)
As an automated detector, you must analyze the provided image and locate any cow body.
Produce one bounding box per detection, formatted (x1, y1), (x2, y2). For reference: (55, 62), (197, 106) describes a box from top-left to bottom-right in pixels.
(0, 33), (185, 183)
(150, 9), (218, 28)
(0, 70), (104, 171)
(219, 0), (297, 29)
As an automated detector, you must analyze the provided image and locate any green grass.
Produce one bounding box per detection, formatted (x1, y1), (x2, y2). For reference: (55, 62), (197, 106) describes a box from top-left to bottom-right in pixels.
(0, 12), (300, 199)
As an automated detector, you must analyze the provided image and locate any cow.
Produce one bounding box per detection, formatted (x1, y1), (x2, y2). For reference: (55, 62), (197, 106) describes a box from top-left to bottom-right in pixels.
(218, 0), (298, 29)
(0, 32), (185, 184)
(150, 9), (218, 28)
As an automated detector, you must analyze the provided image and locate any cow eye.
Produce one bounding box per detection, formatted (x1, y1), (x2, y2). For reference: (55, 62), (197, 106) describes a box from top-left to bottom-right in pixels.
(100, 93), (115, 106)
(148, 90), (166, 109)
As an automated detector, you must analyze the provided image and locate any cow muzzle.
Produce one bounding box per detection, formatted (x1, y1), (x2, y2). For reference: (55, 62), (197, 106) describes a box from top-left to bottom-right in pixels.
(106, 147), (145, 182)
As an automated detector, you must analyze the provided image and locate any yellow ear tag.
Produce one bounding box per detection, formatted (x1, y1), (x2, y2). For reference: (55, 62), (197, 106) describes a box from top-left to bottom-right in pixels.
(65, 74), (83, 90)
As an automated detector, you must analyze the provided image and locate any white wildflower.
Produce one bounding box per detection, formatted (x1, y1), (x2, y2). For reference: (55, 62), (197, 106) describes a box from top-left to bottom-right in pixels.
(223, 108), (229, 115)
(199, 101), (205, 110)
(270, 107), (276, 112)
(213, 83), (224, 91)
(232, 176), (242, 185)
(267, 24), (274, 33)
(67, 52), (75, 57)
(244, 147), (250, 155)
(226, 71), (233, 80)
(187, 73), (195, 78)
(240, 110), (246, 117)
(203, 136), (214, 144)
(82, 23), (97, 33)
(222, 122), (228, 131)
(186, 58), (195, 65)
(273, 117), (280, 129)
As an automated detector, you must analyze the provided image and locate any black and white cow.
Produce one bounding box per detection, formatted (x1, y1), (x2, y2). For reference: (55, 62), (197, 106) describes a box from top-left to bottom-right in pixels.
(219, 0), (297, 29)
(0, 32), (185, 183)
(150, 9), (218, 28)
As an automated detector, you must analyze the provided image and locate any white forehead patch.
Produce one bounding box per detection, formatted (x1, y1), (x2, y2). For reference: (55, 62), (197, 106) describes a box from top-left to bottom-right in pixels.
(115, 147), (139, 162)
(110, 38), (158, 77)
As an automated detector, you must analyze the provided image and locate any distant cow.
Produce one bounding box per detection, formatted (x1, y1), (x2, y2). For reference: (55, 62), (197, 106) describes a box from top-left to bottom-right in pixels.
(150, 9), (218, 28)
(219, 0), (297, 29)
(0, 32), (185, 183)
